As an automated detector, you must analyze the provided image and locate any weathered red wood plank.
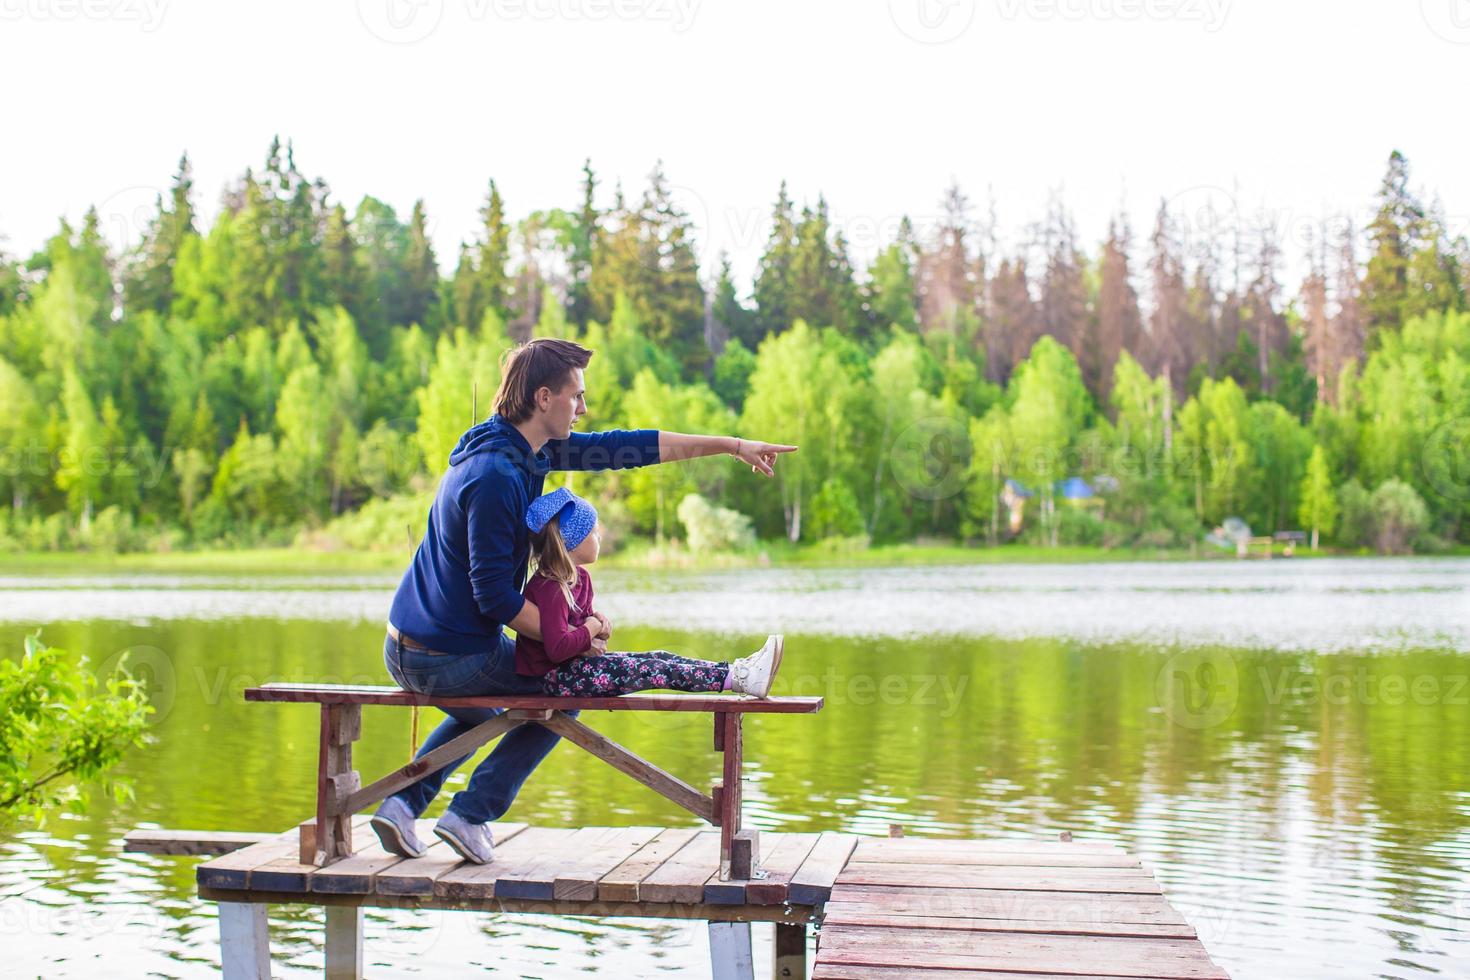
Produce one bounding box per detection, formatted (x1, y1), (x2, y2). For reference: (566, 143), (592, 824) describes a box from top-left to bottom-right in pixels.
(246, 684), (823, 713)
(815, 927), (1229, 979)
(836, 863), (1162, 894)
(825, 884), (1190, 926)
(820, 906), (1197, 940)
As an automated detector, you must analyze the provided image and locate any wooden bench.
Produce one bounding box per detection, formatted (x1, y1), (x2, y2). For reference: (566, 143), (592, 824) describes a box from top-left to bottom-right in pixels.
(245, 648), (821, 881)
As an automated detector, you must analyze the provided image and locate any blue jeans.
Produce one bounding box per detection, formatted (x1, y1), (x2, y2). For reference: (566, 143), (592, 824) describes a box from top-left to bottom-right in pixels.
(383, 631), (577, 824)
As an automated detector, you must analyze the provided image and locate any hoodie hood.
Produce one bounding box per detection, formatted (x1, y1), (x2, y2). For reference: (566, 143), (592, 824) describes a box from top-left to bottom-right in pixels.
(447, 414), (540, 471)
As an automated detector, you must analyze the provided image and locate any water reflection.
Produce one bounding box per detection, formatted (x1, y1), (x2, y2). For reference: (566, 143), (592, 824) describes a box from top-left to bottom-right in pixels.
(0, 560), (1467, 978)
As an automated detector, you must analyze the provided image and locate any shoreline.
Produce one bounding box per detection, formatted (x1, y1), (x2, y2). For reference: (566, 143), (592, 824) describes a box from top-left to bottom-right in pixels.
(5, 540), (1460, 577)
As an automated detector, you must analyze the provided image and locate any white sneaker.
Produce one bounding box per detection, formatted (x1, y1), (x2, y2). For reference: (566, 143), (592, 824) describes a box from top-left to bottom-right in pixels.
(728, 635), (783, 698)
(434, 809), (495, 865)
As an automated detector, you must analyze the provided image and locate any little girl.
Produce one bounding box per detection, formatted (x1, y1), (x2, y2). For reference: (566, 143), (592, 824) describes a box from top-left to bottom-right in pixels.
(515, 487), (782, 697)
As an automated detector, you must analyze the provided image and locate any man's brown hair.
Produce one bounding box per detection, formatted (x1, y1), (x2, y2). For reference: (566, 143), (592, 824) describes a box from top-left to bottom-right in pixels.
(492, 338), (593, 424)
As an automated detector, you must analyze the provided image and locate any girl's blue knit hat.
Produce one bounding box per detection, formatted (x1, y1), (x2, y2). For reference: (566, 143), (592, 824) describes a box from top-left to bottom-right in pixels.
(525, 487), (598, 551)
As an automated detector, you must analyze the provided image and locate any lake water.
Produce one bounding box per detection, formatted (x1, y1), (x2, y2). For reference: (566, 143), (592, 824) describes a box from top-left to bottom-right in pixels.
(1, 557), (1467, 978)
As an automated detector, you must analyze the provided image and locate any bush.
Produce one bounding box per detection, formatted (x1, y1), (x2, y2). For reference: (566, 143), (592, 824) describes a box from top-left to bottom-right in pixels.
(1370, 478), (1429, 554)
(677, 493), (755, 553)
(807, 478), (865, 540)
(0, 632), (153, 823)
(306, 490), (436, 552)
(81, 506), (143, 553)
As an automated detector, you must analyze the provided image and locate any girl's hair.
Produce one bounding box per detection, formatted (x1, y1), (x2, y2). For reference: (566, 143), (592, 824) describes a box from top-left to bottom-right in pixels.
(529, 514), (582, 614)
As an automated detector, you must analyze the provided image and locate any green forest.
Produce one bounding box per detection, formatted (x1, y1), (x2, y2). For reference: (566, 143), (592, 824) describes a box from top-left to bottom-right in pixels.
(1, 140), (1466, 557)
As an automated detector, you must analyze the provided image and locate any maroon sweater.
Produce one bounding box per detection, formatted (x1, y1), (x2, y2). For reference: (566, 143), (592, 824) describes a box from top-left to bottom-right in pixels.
(515, 568), (597, 676)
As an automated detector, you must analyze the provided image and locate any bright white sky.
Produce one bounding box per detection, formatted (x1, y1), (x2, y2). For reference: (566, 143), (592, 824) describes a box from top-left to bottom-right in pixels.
(1, 0), (1466, 297)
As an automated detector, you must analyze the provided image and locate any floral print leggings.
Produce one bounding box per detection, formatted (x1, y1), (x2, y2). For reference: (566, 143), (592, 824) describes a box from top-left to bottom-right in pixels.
(542, 650), (731, 697)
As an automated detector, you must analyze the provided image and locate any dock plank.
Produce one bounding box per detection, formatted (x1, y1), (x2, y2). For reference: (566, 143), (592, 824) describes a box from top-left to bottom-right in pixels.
(814, 927), (1229, 978)
(788, 831), (859, 906)
(250, 820), (376, 893)
(435, 827), (573, 901)
(639, 831), (720, 904)
(373, 822), (527, 897)
(836, 862), (1162, 894)
(553, 826), (663, 901)
(596, 827), (701, 902)
(850, 840), (1141, 869)
(744, 832), (821, 905)
(821, 906), (1197, 940)
(813, 968), (1151, 980)
(826, 884), (1190, 926)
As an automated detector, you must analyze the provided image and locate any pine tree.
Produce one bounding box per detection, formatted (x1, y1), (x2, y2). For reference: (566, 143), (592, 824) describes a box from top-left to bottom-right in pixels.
(568, 159), (598, 327)
(123, 152), (197, 316)
(403, 199), (440, 333)
(1363, 150), (1422, 337)
(322, 202), (367, 326)
(916, 182), (979, 343)
(1094, 216), (1142, 404)
(753, 181), (797, 339)
(477, 179), (512, 325)
(710, 254), (757, 350)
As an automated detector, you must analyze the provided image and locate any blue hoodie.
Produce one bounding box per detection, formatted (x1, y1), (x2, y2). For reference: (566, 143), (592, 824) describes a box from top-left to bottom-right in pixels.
(387, 414), (660, 656)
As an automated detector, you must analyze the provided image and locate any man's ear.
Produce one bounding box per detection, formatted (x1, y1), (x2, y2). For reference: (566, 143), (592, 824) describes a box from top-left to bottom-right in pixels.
(534, 385), (551, 412)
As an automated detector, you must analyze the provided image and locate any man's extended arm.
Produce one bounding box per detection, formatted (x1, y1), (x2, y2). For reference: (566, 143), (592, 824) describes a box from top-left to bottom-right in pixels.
(658, 431), (798, 477)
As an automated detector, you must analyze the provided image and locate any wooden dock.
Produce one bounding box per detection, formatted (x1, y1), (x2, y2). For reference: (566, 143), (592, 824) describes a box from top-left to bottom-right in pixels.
(189, 821), (1228, 978)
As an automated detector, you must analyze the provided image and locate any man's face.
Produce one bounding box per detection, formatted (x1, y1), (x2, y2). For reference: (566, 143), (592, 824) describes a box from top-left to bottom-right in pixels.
(542, 367), (587, 439)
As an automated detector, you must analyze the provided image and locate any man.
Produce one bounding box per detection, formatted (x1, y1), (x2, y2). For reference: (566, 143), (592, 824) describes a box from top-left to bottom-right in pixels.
(372, 337), (796, 864)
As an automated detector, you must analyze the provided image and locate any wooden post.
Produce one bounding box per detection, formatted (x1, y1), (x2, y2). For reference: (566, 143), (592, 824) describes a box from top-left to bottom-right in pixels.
(218, 902), (270, 980)
(308, 704), (361, 866)
(324, 906), (363, 980)
(718, 711), (755, 880)
(773, 922), (806, 979)
(708, 921), (754, 980)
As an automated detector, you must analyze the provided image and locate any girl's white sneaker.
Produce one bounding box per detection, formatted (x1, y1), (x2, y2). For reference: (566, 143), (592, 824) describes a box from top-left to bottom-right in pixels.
(728, 634), (784, 698)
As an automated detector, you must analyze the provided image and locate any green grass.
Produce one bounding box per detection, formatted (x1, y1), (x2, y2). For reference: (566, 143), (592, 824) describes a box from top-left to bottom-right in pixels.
(3, 537), (1426, 577)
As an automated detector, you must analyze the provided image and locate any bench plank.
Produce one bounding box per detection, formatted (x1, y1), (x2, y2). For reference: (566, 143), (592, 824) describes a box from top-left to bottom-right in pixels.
(246, 683), (822, 714)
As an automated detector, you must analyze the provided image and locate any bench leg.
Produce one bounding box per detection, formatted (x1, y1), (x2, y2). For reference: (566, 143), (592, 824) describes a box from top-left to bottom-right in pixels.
(218, 902), (270, 980)
(773, 922), (806, 979)
(310, 704), (361, 865)
(325, 906), (363, 980)
(718, 713), (760, 880)
(709, 921), (755, 980)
